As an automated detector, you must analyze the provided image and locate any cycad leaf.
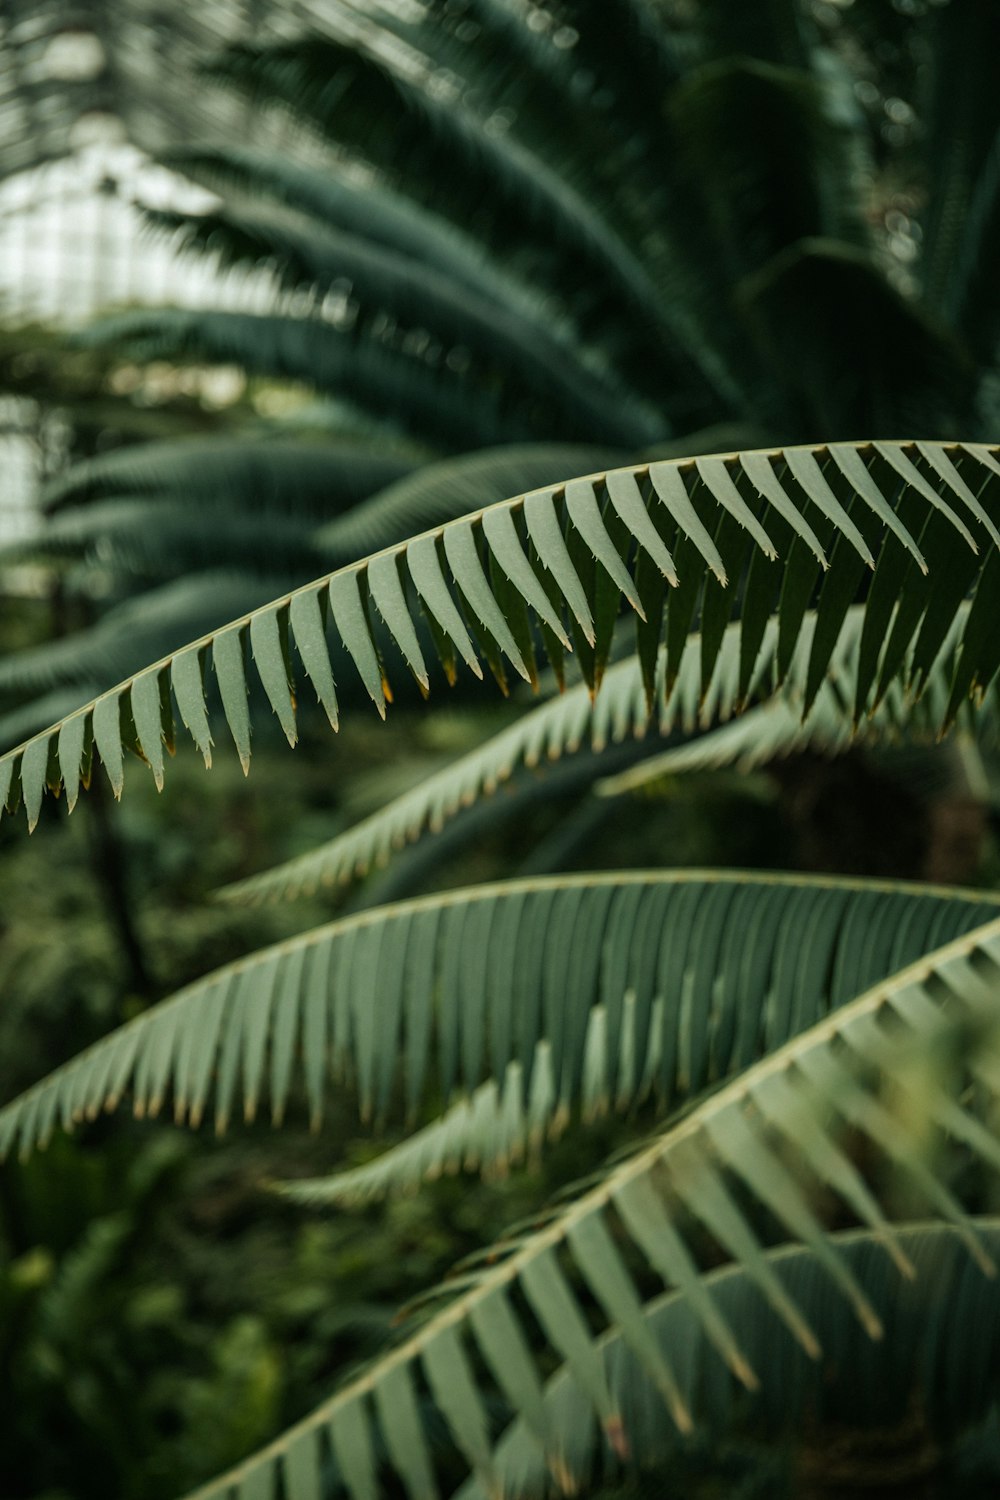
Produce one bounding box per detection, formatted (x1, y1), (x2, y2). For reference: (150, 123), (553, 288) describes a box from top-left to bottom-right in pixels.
(42, 436), (415, 516)
(250, 609), (298, 747)
(8, 872), (989, 1173)
(288, 589), (339, 730)
(0, 441), (996, 829)
(150, 193), (653, 451)
(212, 627), (252, 774)
(458, 1221), (1000, 1499)
(597, 598), (1000, 795)
(222, 589), (999, 907)
(166, 915), (1000, 1500)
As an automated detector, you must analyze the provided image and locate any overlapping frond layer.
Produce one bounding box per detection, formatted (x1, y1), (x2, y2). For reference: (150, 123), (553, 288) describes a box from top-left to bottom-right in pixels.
(1, 440), (998, 832)
(597, 596), (1000, 794)
(41, 437), (416, 514)
(0, 498), (323, 585)
(175, 913), (1000, 1500)
(281, 870), (1000, 1205)
(159, 146), (534, 318)
(458, 1221), (1000, 1500)
(148, 196), (658, 448)
(76, 309), (540, 452)
(203, 35), (670, 345)
(2, 872), (996, 1171)
(222, 595), (995, 905)
(219, 608), (753, 904)
(220, 652), (652, 903)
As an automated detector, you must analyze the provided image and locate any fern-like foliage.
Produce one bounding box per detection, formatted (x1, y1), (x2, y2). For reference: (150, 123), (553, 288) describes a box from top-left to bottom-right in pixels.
(220, 589), (1000, 905)
(2, 440), (998, 831)
(6, 10), (1000, 1497)
(457, 1221), (1000, 1499)
(4, 871), (994, 1163)
(141, 910), (1000, 1500)
(39, 436), (417, 515)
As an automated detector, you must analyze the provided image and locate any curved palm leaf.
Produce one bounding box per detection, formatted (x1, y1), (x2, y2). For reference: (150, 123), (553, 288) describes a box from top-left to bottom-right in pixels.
(221, 589), (1000, 906)
(2, 871), (996, 1166)
(314, 443), (630, 563)
(0, 439), (997, 830)
(598, 596), (1000, 795)
(202, 36), (683, 367)
(458, 1221), (1000, 1500)
(40, 437), (416, 514)
(161, 146), (535, 319)
(76, 309), (548, 452)
(172, 912), (1000, 1500)
(146, 197), (661, 445)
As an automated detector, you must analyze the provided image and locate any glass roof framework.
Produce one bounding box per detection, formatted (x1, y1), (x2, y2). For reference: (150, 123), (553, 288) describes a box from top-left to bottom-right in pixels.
(0, 0), (429, 545)
(0, 0), (426, 324)
(0, 2), (269, 324)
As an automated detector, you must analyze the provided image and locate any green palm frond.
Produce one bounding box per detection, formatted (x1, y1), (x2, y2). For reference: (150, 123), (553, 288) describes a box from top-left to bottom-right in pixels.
(315, 443), (631, 563)
(280, 870), (1000, 1206)
(919, 0), (1000, 329)
(168, 913), (1000, 1500)
(2, 871), (995, 1166)
(7, 12), (1000, 1500)
(203, 37), (677, 366)
(219, 654), (648, 904)
(41, 437), (416, 514)
(598, 596), (1000, 795)
(145, 198), (661, 445)
(458, 1221), (1000, 1500)
(162, 146), (533, 317)
(1, 440), (997, 830)
(79, 307), (652, 450)
(221, 589), (1000, 906)
(598, 694), (854, 794)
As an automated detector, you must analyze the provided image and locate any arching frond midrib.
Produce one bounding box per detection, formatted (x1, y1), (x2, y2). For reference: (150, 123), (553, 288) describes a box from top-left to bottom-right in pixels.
(2, 440), (998, 835)
(2, 870), (996, 1169)
(172, 911), (1000, 1500)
